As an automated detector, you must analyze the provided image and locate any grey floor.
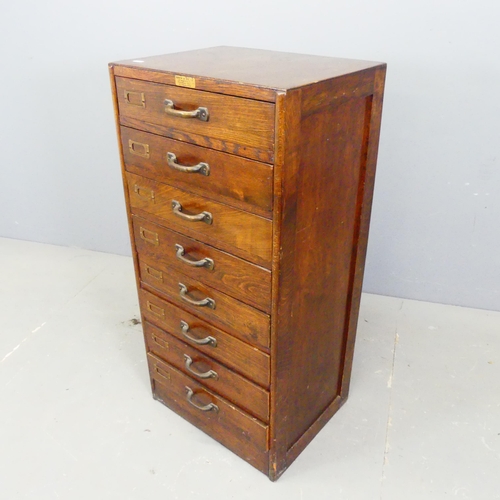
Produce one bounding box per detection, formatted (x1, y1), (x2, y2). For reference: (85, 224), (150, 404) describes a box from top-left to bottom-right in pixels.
(1, 237), (499, 500)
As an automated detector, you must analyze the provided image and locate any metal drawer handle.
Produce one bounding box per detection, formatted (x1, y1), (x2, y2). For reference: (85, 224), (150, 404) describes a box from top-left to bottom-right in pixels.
(164, 99), (209, 121)
(134, 185), (155, 203)
(185, 387), (219, 412)
(171, 200), (212, 225)
(128, 139), (150, 158)
(175, 244), (214, 270)
(166, 152), (210, 176)
(183, 354), (218, 380)
(180, 320), (217, 347)
(179, 283), (215, 309)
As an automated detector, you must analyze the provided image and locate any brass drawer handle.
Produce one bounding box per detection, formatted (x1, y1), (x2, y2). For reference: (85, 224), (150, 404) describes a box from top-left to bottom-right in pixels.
(140, 227), (159, 245)
(179, 283), (215, 309)
(134, 185), (155, 203)
(180, 320), (217, 347)
(147, 301), (165, 318)
(164, 99), (209, 121)
(184, 354), (218, 380)
(123, 90), (145, 107)
(166, 152), (210, 176)
(175, 244), (214, 270)
(171, 200), (212, 225)
(185, 386), (219, 412)
(128, 139), (150, 158)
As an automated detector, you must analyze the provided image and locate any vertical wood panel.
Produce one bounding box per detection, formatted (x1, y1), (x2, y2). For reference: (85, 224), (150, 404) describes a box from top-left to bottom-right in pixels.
(270, 66), (386, 480)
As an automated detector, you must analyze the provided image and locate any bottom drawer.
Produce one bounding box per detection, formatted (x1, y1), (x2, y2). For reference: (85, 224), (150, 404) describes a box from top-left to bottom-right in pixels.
(145, 321), (269, 422)
(147, 353), (269, 474)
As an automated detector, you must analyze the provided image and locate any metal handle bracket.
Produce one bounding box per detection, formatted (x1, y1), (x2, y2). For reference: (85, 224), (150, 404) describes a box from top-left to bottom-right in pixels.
(164, 99), (209, 121)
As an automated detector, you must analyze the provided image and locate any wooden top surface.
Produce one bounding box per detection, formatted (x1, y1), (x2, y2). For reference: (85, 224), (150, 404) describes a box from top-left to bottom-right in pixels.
(111, 46), (384, 91)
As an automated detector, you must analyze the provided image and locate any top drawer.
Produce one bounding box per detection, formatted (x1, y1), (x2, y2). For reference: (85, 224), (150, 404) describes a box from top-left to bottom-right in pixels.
(115, 77), (275, 163)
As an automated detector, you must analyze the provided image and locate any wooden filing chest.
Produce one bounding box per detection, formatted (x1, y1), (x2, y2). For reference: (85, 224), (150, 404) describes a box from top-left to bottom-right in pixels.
(109, 46), (386, 481)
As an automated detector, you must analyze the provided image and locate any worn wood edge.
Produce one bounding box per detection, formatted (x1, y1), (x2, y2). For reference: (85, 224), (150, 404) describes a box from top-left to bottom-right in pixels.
(268, 89), (303, 480)
(109, 67), (144, 316)
(297, 66), (384, 116)
(339, 66), (387, 398)
(110, 64), (279, 103)
(268, 91), (286, 477)
(268, 395), (346, 481)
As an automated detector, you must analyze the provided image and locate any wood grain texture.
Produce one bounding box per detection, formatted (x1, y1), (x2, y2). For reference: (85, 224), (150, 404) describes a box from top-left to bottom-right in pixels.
(340, 66), (387, 397)
(132, 216), (271, 312)
(126, 172), (273, 268)
(149, 353), (269, 474)
(111, 46), (384, 95)
(116, 76), (275, 163)
(269, 66), (386, 480)
(121, 126), (273, 216)
(144, 321), (269, 422)
(110, 48), (386, 481)
(139, 288), (270, 387)
(138, 257), (270, 350)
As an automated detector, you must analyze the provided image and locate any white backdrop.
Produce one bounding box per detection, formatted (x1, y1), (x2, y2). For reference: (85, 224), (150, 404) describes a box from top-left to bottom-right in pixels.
(1, 0), (499, 311)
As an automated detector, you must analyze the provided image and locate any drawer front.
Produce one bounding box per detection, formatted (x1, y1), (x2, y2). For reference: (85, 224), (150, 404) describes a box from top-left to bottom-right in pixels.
(116, 77), (275, 163)
(145, 321), (269, 422)
(148, 353), (269, 473)
(127, 172), (272, 268)
(133, 216), (271, 313)
(139, 257), (270, 350)
(139, 289), (270, 385)
(122, 127), (273, 216)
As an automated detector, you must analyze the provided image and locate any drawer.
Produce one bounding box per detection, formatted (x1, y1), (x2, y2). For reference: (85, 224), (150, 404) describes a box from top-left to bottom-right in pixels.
(139, 289), (270, 385)
(116, 77), (275, 163)
(132, 216), (271, 313)
(122, 127), (273, 216)
(127, 172), (273, 267)
(148, 353), (269, 473)
(139, 257), (270, 350)
(144, 321), (269, 422)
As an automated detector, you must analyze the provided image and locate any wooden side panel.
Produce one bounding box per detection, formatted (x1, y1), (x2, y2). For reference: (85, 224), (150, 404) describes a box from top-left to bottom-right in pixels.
(270, 67), (386, 479)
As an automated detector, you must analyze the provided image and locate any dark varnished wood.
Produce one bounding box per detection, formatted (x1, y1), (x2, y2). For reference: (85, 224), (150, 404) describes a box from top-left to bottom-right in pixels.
(111, 46), (383, 99)
(121, 126), (273, 216)
(269, 67), (386, 480)
(149, 353), (269, 474)
(138, 257), (270, 350)
(116, 77), (275, 163)
(144, 321), (269, 422)
(132, 216), (271, 312)
(139, 288), (270, 387)
(126, 172), (273, 268)
(110, 47), (386, 481)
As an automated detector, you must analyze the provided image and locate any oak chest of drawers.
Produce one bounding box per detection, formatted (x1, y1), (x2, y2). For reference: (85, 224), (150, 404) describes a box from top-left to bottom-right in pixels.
(109, 46), (386, 481)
